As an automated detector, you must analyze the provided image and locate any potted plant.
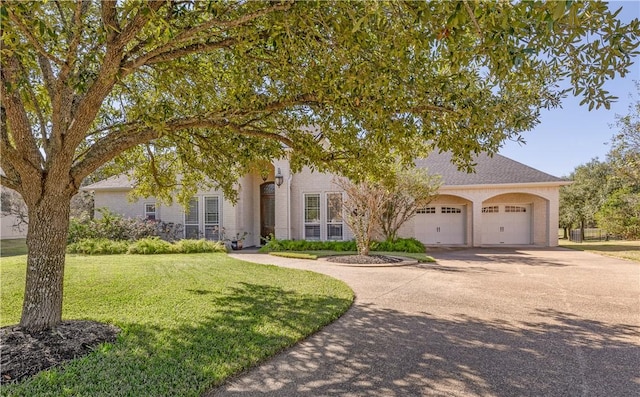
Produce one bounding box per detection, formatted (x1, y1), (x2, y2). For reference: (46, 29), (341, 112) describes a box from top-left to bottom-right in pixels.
(230, 232), (248, 250)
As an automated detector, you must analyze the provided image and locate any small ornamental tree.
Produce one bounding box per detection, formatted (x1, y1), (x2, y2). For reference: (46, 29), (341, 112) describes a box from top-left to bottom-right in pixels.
(2, 1), (639, 331)
(379, 168), (441, 242)
(334, 177), (387, 256)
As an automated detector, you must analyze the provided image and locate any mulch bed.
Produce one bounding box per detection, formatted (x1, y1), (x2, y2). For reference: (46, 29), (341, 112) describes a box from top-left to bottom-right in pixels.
(324, 254), (403, 264)
(0, 320), (120, 384)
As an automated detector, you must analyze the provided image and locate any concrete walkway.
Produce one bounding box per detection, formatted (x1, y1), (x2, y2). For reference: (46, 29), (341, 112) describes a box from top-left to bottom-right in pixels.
(206, 248), (640, 397)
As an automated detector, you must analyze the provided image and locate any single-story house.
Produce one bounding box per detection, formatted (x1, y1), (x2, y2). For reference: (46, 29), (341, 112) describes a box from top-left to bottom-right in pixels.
(83, 152), (568, 247)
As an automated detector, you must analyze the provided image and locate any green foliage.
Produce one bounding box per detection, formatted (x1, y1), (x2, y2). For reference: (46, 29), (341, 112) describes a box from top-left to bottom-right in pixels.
(259, 237), (424, 254)
(66, 238), (227, 255)
(127, 237), (176, 254)
(371, 238), (426, 254)
(595, 187), (640, 239)
(269, 252), (318, 260)
(67, 239), (130, 255)
(68, 209), (158, 244)
(173, 239), (227, 254)
(0, 254), (353, 395)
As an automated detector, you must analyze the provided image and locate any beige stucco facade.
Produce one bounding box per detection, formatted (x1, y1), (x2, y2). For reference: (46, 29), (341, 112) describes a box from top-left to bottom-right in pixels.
(88, 157), (565, 248)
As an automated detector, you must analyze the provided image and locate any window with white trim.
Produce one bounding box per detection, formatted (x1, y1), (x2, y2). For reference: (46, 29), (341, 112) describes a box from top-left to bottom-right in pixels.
(304, 194), (321, 240)
(184, 197), (200, 239)
(416, 207), (436, 214)
(505, 205), (527, 213)
(326, 193), (343, 240)
(441, 207), (462, 214)
(145, 203), (157, 220)
(204, 196), (220, 240)
(482, 206), (499, 213)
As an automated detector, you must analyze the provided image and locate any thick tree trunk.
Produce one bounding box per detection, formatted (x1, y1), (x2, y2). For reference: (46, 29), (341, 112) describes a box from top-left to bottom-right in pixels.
(20, 195), (71, 331)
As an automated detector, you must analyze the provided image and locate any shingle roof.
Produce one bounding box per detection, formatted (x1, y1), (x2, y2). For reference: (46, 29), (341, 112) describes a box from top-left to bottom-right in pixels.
(415, 151), (565, 186)
(82, 174), (133, 190)
(83, 152), (564, 190)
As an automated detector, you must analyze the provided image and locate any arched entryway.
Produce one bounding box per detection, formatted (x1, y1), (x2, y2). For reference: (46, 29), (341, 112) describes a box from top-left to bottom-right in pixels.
(260, 182), (275, 243)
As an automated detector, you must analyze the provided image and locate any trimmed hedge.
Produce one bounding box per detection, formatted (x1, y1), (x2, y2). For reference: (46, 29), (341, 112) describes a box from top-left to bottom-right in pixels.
(259, 237), (425, 253)
(67, 237), (227, 255)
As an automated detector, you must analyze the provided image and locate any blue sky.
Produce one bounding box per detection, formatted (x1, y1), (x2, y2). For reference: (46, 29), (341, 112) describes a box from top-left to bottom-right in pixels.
(499, 1), (640, 178)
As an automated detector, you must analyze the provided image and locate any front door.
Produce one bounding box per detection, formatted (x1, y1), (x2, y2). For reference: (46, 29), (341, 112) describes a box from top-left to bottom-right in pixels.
(260, 182), (275, 243)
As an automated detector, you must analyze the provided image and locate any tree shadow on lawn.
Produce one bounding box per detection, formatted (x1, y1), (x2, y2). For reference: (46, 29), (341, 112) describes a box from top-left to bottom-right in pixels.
(2, 283), (352, 396)
(210, 304), (640, 397)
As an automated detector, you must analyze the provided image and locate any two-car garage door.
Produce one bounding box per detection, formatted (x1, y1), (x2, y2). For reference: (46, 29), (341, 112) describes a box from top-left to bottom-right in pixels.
(481, 204), (531, 245)
(414, 203), (532, 245)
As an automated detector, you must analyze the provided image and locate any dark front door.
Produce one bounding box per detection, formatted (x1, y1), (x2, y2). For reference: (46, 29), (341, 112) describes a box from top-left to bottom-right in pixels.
(260, 182), (275, 243)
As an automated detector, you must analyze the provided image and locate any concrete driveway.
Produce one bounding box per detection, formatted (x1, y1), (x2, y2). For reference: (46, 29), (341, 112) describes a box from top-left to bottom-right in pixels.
(207, 248), (640, 397)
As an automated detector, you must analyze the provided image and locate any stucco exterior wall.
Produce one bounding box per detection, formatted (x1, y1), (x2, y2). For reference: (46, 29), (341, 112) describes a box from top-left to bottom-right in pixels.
(1, 215), (27, 239)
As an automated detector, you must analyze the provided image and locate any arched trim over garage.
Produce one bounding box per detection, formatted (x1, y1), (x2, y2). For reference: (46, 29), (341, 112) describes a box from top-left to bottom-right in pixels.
(480, 192), (550, 246)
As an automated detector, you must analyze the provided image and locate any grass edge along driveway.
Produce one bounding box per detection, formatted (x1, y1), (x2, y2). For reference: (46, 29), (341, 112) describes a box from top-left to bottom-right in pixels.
(560, 240), (640, 263)
(0, 253), (354, 396)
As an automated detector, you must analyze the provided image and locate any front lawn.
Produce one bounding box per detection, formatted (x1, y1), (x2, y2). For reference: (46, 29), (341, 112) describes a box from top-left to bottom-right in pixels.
(560, 240), (640, 263)
(0, 239), (27, 257)
(0, 253), (353, 396)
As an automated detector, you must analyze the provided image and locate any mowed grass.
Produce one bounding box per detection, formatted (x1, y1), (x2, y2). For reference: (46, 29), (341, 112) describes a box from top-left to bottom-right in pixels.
(0, 238), (27, 257)
(0, 253), (353, 396)
(560, 240), (640, 263)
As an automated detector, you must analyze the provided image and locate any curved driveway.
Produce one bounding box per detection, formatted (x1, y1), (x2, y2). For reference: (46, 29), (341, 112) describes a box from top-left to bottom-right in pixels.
(208, 248), (639, 397)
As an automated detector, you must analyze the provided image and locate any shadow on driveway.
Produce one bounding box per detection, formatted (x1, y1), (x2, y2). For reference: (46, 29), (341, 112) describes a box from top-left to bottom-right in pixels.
(212, 303), (639, 397)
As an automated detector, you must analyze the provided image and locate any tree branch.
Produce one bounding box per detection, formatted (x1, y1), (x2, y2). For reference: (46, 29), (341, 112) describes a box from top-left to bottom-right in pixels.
(0, 174), (22, 192)
(0, 56), (45, 171)
(6, 8), (64, 66)
(463, 0), (483, 39)
(122, 38), (237, 73)
(101, 0), (119, 43)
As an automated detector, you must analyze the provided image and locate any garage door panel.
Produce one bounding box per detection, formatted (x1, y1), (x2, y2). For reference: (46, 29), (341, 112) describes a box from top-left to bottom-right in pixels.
(415, 205), (465, 245)
(482, 204), (531, 245)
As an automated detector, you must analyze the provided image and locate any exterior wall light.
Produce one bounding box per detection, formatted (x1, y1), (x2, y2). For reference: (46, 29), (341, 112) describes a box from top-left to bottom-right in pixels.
(275, 168), (284, 187)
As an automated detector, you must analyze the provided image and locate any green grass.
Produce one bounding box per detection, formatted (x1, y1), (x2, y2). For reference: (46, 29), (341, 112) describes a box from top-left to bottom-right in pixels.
(276, 250), (435, 263)
(560, 240), (640, 263)
(0, 238), (27, 257)
(269, 252), (318, 260)
(0, 253), (353, 396)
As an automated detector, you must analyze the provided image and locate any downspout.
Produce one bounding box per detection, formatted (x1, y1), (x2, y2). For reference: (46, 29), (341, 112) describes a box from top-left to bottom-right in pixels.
(287, 173), (293, 239)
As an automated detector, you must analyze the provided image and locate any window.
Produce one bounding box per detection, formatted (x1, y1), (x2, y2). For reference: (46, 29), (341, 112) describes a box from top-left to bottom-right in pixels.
(441, 207), (462, 214)
(204, 197), (220, 240)
(304, 194), (321, 240)
(505, 205), (527, 213)
(145, 203), (157, 220)
(184, 197), (199, 239)
(482, 206), (499, 213)
(416, 207), (436, 214)
(327, 193), (343, 240)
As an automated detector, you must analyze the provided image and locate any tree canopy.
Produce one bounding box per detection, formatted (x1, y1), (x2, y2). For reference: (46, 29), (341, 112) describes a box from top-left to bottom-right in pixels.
(1, 0), (639, 331)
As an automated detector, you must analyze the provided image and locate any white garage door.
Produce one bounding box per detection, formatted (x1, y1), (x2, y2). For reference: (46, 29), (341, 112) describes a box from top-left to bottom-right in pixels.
(415, 205), (466, 245)
(481, 204), (531, 245)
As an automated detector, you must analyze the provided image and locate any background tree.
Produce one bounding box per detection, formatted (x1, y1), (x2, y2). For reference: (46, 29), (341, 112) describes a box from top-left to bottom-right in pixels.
(595, 187), (640, 239)
(1, 1), (639, 331)
(608, 82), (640, 185)
(378, 168), (441, 242)
(560, 159), (615, 239)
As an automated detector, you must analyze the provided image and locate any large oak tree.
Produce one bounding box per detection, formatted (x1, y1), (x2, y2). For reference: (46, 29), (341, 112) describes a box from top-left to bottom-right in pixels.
(1, 0), (639, 331)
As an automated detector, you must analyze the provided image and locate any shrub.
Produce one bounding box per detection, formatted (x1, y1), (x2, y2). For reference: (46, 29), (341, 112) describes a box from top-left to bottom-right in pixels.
(260, 237), (422, 253)
(127, 237), (175, 254)
(67, 238), (130, 255)
(68, 209), (159, 244)
(173, 239), (227, 253)
(373, 238), (426, 253)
